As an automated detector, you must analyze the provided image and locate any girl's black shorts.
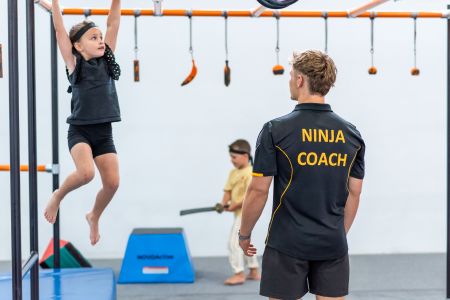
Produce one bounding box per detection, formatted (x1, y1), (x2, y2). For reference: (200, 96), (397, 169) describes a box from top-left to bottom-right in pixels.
(260, 246), (349, 300)
(68, 122), (117, 158)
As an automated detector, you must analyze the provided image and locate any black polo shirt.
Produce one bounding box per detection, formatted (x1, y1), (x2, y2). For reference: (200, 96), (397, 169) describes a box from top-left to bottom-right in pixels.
(253, 103), (365, 261)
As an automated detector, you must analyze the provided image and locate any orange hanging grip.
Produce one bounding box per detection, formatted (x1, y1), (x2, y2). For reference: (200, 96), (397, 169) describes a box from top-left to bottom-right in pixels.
(411, 68), (420, 76)
(368, 67), (377, 75)
(181, 60), (197, 86)
(134, 60), (140, 82)
(273, 65), (284, 75)
(224, 61), (230, 86)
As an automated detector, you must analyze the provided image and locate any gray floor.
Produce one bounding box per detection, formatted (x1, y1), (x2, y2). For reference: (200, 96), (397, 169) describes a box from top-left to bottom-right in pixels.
(0, 254), (445, 300)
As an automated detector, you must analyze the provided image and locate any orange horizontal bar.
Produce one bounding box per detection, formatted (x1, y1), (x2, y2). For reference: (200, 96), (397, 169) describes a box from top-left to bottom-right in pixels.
(120, 9), (136, 16)
(228, 11), (252, 17)
(328, 11), (351, 18)
(192, 10), (223, 17)
(90, 9), (110, 15)
(58, 8), (445, 18)
(141, 9), (154, 16)
(62, 8), (84, 15)
(0, 165), (47, 172)
(279, 11), (323, 17)
(377, 12), (413, 18)
(162, 9), (186, 16)
(418, 12), (443, 18)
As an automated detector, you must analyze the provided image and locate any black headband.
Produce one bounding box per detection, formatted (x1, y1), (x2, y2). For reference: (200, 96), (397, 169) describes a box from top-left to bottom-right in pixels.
(229, 148), (254, 166)
(71, 23), (98, 43)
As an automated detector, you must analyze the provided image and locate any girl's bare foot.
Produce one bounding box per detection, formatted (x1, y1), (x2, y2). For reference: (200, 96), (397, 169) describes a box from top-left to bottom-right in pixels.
(245, 268), (261, 280)
(86, 211), (100, 246)
(224, 272), (246, 285)
(44, 190), (61, 224)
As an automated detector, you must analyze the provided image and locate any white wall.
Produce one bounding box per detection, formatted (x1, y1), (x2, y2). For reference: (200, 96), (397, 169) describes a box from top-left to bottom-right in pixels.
(0, 0), (447, 260)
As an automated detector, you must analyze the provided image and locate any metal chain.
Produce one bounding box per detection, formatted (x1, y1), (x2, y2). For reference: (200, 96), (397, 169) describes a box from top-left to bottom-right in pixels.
(276, 16), (280, 65)
(325, 17), (328, 54)
(225, 17), (228, 61)
(370, 17), (374, 67)
(189, 16), (194, 59)
(134, 16), (138, 60)
(414, 17), (417, 68)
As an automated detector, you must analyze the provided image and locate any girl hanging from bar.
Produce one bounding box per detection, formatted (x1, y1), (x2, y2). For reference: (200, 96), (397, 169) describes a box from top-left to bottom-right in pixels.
(44, 0), (122, 246)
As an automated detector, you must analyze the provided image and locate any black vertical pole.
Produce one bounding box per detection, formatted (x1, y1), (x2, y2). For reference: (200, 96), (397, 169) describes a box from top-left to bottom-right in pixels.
(447, 5), (450, 300)
(50, 14), (60, 269)
(26, 0), (39, 298)
(8, 0), (22, 299)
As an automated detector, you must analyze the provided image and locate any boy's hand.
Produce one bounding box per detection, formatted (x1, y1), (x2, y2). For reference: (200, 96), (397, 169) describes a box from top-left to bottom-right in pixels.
(224, 204), (233, 212)
(221, 202), (230, 211)
(225, 203), (237, 212)
(239, 238), (257, 257)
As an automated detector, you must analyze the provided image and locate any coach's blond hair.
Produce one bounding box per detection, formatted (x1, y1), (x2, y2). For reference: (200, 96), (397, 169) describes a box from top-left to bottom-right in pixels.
(288, 49), (337, 96)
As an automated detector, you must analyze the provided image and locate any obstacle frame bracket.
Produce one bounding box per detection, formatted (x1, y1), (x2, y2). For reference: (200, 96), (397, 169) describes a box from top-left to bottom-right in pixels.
(153, 0), (163, 17)
(84, 8), (91, 19)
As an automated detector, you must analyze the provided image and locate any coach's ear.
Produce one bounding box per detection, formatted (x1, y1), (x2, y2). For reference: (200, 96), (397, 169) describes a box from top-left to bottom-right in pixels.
(297, 73), (305, 89)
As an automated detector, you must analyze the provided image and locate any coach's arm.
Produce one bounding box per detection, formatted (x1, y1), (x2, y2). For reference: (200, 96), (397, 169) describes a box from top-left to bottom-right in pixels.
(344, 177), (363, 234)
(239, 176), (273, 257)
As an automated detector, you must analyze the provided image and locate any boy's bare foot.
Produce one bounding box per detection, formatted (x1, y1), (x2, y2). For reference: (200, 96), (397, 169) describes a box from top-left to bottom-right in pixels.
(224, 272), (246, 285)
(44, 190), (61, 224)
(86, 211), (100, 246)
(245, 268), (261, 280)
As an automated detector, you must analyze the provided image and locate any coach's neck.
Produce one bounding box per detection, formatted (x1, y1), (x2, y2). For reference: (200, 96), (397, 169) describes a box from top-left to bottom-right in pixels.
(297, 93), (325, 105)
(296, 77), (325, 104)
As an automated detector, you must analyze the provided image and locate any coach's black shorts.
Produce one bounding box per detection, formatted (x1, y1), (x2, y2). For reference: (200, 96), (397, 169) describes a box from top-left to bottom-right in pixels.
(260, 246), (349, 299)
(68, 123), (117, 158)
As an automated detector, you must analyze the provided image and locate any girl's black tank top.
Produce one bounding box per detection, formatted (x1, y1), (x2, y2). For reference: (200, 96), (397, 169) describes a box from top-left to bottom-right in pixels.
(66, 44), (121, 125)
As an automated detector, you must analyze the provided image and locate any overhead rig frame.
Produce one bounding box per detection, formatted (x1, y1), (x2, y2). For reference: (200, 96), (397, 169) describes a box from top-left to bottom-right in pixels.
(25, 1), (450, 300)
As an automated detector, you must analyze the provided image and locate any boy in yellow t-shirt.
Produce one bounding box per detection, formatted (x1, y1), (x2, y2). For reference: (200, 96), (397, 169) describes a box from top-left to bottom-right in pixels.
(222, 139), (260, 285)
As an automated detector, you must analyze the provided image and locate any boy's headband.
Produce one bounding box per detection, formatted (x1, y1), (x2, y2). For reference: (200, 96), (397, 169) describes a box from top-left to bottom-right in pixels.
(229, 147), (254, 166)
(71, 23), (98, 43)
(229, 148), (248, 155)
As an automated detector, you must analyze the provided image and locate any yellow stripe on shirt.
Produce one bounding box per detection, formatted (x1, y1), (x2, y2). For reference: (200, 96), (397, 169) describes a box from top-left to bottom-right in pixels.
(266, 146), (293, 245)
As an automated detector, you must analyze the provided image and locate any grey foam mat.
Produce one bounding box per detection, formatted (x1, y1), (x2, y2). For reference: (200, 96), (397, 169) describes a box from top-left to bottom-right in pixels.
(0, 254), (444, 300)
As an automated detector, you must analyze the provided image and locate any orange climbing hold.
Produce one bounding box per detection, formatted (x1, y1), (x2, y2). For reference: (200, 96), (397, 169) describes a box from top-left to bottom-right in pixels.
(273, 65), (284, 75)
(181, 60), (197, 86)
(368, 67), (377, 75)
(411, 68), (420, 76)
(224, 61), (231, 86)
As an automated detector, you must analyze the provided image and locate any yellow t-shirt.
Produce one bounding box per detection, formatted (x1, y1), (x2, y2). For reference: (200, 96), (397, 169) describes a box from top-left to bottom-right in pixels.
(223, 166), (253, 217)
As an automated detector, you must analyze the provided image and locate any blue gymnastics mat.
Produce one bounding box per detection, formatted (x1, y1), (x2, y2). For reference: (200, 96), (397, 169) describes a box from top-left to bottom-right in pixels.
(0, 268), (116, 300)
